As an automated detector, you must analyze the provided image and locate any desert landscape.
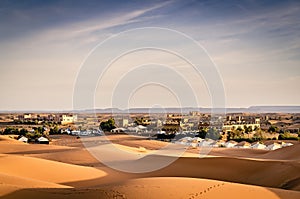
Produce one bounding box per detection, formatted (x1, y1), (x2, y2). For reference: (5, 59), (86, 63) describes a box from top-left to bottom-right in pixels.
(0, 133), (299, 199)
(1, 1), (300, 198)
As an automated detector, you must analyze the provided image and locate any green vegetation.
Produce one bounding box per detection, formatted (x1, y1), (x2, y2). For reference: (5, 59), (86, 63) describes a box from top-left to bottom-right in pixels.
(1, 126), (49, 141)
(33, 126), (45, 134)
(278, 131), (299, 140)
(2, 127), (20, 135)
(25, 132), (41, 139)
(227, 129), (243, 140)
(244, 125), (253, 134)
(134, 117), (150, 126)
(49, 126), (60, 134)
(226, 128), (265, 142)
(100, 118), (116, 132)
(134, 117), (143, 125)
(268, 125), (279, 133)
(196, 128), (221, 140)
(197, 129), (207, 139)
(230, 137), (263, 143)
(157, 133), (175, 140)
(19, 128), (28, 136)
(206, 128), (221, 140)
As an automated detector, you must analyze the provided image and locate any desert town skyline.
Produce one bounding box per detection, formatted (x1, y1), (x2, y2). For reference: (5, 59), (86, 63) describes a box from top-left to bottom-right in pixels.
(0, 109), (299, 198)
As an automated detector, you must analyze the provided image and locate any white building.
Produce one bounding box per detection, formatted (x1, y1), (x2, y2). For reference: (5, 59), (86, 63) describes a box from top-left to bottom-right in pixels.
(136, 125), (147, 131)
(267, 143), (281, 150)
(225, 141), (238, 148)
(18, 136), (28, 143)
(111, 127), (126, 133)
(282, 142), (293, 147)
(251, 143), (266, 149)
(24, 114), (32, 119)
(37, 136), (49, 144)
(61, 114), (77, 125)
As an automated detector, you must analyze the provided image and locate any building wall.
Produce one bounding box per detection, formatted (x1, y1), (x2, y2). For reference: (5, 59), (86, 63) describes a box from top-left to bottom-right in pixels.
(61, 115), (77, 125)
(24, 114), (32, 119)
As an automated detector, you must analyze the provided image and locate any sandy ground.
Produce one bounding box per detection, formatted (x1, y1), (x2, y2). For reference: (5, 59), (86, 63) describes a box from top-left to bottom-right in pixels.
(0, 134), (299, 199)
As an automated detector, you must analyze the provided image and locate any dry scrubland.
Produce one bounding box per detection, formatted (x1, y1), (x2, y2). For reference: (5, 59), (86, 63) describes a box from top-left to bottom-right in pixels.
(0, 135), (299, 199)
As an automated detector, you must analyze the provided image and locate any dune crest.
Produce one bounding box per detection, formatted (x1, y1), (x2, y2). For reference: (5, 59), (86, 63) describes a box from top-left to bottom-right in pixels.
(0, 154), (107, 184)
(0, 135), (299, 199)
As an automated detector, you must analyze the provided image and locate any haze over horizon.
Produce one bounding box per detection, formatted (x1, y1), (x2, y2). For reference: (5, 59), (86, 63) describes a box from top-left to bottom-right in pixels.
(0, 0), (299, 111)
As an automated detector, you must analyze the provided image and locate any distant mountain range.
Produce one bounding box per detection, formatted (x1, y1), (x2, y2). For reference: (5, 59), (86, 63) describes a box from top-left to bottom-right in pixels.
(1, 106), (300, 113)
(77, 106), (300, 113)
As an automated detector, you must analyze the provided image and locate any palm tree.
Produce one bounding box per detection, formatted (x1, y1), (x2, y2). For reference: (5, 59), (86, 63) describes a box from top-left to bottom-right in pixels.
(244, 125), (253, 139)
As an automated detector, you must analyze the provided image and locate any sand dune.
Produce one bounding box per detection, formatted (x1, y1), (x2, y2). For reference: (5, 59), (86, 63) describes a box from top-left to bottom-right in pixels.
(136, 155), (300, 191)
(33, 138), (300, 191)
(98, 177), (300, 199)
(96, 135), (300, 161)
(29, 148), (102, 167)
(0, 154), (107, 184)
(0, 172), (70, 188)
(0, 172), (70, 197)
(207, 144), (300, 161)
(0, 135), (299, 198)
(0, 136), (73, 155)
(260, 144), (300, 161)
(2, 177), (300, 199)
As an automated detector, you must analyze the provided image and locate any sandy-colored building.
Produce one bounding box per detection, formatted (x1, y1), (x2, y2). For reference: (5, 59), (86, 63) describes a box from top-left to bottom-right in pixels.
(222, 117), (260, 132)
(60, 114), (77, 125)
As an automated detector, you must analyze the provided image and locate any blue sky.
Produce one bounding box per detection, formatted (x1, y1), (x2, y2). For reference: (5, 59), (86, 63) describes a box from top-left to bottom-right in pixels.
(0, 0), (299, 110)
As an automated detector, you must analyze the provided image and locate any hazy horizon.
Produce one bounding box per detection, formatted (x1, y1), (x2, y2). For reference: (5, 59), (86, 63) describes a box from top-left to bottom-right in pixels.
(1, 105), (300, 113)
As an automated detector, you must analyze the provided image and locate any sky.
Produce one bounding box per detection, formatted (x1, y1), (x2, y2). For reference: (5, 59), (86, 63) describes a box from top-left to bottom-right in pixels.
(0, 0), (299, 111)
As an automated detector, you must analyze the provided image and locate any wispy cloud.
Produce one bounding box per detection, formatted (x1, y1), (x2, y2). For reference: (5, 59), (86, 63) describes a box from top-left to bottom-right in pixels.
(0, 0), (299, 110)
(16, 1), (173, 48)
(73, 1), (173, 34)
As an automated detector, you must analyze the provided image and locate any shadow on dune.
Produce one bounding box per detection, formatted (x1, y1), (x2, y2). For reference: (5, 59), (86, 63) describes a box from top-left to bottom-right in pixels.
(0, 188), (111, 199)
(59, 155), (300, 191)
(1, 155), (300, 198)
(4, 148), (73, 155)
(50, 144), (300, 191)
(139, 155), (300, 190)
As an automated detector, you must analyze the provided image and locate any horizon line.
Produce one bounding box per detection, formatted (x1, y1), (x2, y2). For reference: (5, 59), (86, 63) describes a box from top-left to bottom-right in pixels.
(0, 105), (300, 113)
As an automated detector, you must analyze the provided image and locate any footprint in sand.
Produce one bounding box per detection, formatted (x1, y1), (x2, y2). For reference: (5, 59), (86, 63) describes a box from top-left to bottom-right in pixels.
(189, 183), (225, 198)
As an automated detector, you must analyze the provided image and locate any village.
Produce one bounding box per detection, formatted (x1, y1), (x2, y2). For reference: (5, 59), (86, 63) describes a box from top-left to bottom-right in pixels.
(0, 111), (299, 150)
